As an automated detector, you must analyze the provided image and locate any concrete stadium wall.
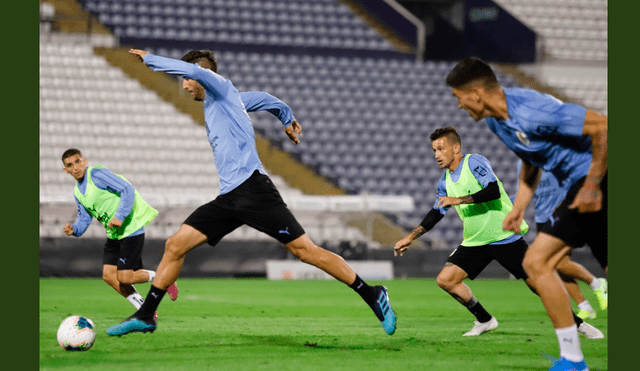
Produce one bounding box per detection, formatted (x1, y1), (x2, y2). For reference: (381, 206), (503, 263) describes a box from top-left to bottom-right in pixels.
(39, 237), (606, 279)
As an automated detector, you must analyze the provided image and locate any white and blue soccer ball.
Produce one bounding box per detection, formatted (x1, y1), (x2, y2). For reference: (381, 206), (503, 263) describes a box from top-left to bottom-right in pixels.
(57, 315), (96, 351)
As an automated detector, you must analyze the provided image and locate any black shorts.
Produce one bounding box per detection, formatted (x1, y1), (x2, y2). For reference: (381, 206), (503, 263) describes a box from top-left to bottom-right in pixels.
(538, 173), (607, 265)
(184, 170), (306, 246)
(537, 220), (608, 270)
(447, 238), (529, 280)
(103, 233), (145, 270)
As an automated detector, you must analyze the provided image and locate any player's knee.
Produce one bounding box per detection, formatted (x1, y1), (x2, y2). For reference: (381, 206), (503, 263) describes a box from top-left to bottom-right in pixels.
(102, 272), (117, 287)
(116, 271), (135, 285)
(164, 235), (186, 259)
(522, 254), (546, 278)
(436, 273), (454, 292)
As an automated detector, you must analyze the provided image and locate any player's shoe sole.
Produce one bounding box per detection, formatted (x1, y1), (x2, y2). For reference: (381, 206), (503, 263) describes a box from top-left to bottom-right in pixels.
(372, 286), (396, 335)
(547, 356), (589, 371)
(168, 281), (179, 301)
(594, 278), (607, 310)
(463, 316), (499, 336)
(106, 318), (157, 336)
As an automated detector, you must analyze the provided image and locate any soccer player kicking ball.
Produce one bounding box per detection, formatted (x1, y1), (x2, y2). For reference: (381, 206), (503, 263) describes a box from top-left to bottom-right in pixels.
(393, 127), (602, 340)
(445, 57), (608, 371)
(106, 49), (396, 337)
(62, 149), (179, 317)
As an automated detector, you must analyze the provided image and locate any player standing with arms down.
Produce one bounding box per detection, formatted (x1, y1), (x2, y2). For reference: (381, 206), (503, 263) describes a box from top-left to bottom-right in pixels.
(62, 149), (179, 316)
(393, 127), (602, 340)
(107, 49), (396, 336)
(445, 57), (607, 371)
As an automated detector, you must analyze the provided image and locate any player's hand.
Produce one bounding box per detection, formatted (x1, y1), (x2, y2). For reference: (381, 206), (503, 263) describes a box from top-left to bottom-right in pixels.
(502, 209), (524, 234)
(284, 120), (302, 144)
(128, 49), (149, 62)
(107, 217), (123, 229)
(568, 184), (602, 213)
(394, 237), (413, 257)
(437, 196), (461, 208)
(63, 223), (74, 236)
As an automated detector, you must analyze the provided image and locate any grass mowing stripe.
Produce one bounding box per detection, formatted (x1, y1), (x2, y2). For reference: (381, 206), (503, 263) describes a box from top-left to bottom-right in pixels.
(40, 278), (607, 370)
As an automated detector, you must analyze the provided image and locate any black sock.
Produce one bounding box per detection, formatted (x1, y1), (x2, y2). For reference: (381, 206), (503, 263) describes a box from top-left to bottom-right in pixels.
(572, 312), (583, 326)
(464, 297), (492, 323)
(135, 285), (166, 321)
(349, 275), (378, 308)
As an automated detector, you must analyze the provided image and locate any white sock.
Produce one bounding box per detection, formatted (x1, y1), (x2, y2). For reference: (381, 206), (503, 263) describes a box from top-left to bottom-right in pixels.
(145, 270), (156, 282)
(589, 277), (601, 291)
(577, 300), (595, 313)
(555, 324), (584, 362)
(126, 292), (145, 310)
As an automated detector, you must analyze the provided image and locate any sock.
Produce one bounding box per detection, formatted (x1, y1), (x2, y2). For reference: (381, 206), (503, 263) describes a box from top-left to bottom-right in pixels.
(577, 300), (595, 313)
(348, 275), (378, 312)
(572, 311), (583, 326)
(135, 285), (166, 321)
(589, 278), (602, 291)
(464, 296), (492, 323)
(126, 292), (145, 310)
(555, 324), (584, 362)
(145, 270), (156, 282)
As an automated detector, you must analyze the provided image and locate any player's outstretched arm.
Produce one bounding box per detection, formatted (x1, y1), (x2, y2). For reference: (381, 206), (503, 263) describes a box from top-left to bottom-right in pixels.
(239, 91), (301, 144)
(128, 49), (148, 62)
(395, 209), (444, 256)
(569, 110), (607, 213)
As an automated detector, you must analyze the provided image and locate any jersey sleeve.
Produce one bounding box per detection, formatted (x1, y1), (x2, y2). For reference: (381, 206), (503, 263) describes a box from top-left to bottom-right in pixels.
(143, 54), (230, 98)
(467, 154), (498, 187)
(71, 195), (92, 237)
(90, 168), (135, 222)
(239, 91), (295, 127)
(432, 174), (449, 215)
(516, 93), (587, 138)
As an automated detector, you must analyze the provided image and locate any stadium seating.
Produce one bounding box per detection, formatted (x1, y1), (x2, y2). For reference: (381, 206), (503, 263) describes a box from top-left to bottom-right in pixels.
(41, 0), (555, 249)
(493, 0), (607, 114)
(39, 36), (378, 246)
(80, 0), (396, 52)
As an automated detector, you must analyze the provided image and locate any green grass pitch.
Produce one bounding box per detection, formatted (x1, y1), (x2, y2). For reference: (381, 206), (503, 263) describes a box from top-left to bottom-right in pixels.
(40, 278), (607, 370)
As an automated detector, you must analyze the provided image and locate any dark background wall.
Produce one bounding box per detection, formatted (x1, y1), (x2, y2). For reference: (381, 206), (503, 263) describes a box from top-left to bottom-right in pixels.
(40, 237), (606, 279)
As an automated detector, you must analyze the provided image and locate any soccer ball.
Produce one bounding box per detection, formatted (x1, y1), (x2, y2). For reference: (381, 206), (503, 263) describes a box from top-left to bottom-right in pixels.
(57, 315), (96, 351)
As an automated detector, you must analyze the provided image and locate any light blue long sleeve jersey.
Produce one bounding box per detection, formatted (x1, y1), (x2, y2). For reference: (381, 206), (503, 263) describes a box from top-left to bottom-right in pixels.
(143, 54), (295, 194)
(515, 160), (570, 225)
(71, 167), (141, 237)
(485, 88), (591, 190)
(434, 154), (521, 245)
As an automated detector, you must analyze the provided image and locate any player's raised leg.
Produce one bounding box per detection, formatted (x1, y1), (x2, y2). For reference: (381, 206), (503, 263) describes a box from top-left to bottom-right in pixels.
(284, 234), (396, 335)
(102, 264), (145, 310)
(106, 224), (207, 336)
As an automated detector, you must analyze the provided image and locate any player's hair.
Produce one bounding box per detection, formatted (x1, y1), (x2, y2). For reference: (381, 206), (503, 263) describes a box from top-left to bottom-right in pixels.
(61, 148), (83, 163)
(181, 49), (218, 73)
(445, 57), (499, 90)
(430, 126), (462, 145)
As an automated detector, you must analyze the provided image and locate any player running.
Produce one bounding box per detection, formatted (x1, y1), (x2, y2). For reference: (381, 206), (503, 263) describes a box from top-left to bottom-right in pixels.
(393, 127), (602, 339)
(445, 57), (607, 371)
(106, 49), (396, 337)
(62, 149), (178, 317)
(515, 160), (607, 320)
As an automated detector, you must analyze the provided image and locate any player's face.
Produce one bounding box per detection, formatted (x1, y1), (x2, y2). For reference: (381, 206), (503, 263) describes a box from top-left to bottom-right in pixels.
(62, 154), (88, 181)
(431, 137), (458, 170)
(451, 87), (484, 121)
(182, 78), (205, 101)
